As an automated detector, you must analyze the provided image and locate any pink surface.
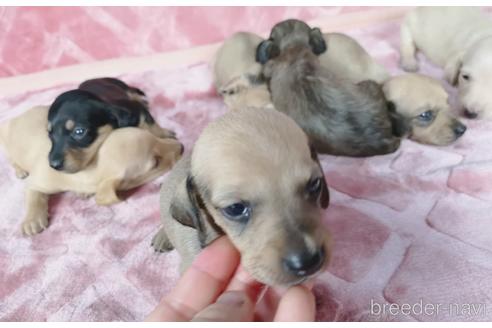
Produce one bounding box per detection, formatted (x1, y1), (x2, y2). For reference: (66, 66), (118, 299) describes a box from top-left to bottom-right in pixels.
(0, 6), (375, 77)
(2, 10), (492, 323)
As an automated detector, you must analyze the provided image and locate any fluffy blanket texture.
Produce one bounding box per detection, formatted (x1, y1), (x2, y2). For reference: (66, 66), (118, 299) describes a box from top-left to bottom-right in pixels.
(1, 10), (492, 322)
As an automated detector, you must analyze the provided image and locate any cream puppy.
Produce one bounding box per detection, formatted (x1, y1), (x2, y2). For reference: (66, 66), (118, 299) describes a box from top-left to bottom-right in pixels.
(0, 106), (183, 235)
(213, 31), (273, 110)
(400, 7), (492, 119)
(383, 74), (467, 145)
(153, 106), (331, 286)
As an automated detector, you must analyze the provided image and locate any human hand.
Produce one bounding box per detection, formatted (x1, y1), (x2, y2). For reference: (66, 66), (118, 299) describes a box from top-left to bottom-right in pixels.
(145, 236), (316, 322)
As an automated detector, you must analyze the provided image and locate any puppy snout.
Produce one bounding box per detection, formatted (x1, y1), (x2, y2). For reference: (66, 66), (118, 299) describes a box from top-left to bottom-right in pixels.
(49, 157), (64, 170)
(464, 109), (478, 119)
(453, 122), (467, 137)
(283, 247), (325, 277)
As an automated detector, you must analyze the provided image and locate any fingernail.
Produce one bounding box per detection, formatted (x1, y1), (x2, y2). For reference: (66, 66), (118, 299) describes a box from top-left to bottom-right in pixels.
(216, 291), (246, 307)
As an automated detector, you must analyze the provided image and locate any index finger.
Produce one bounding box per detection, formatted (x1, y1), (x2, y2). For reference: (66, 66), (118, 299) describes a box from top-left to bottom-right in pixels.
(146, 236), (240, 321)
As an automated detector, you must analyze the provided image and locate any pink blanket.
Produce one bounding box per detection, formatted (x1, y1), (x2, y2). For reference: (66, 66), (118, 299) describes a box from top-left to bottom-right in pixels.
(2, 15), (492, 322)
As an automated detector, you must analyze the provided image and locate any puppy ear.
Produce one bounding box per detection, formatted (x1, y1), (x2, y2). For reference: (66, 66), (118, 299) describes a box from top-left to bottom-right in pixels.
(91, 100), (136, 128)
(256, 39), (280, 64)
(309, 27), (327, 55)
(310, 145), (330, 209)
(170, 176), (222, 247)
(444, 54), (463, 86)
(387, 101), (409, 138)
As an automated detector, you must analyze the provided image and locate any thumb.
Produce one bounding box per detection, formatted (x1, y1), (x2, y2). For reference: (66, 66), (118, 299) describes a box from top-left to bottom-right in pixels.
(192, 291), (255, 322)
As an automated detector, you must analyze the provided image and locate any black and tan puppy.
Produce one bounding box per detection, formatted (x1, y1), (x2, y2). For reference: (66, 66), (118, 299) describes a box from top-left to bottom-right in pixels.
(47, 77), (175, 173)
(152, 106), (331, 286)
(256, 19), (402, 157)
(0, 106), (183, 235)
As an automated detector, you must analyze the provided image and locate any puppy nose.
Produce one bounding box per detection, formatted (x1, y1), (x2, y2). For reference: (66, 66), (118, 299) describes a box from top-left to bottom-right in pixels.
(283, 247), (325, 277)
(464, 109), (478, 119)
(453, 123), (467, 137)
(49, 158), (64, 170)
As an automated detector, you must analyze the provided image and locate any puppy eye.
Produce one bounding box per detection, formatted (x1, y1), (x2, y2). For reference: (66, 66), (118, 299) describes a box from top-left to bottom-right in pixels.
(221, 202), (251, 223)
(306, 177), (322, 197)
(418, 110), (434, 122)
(461, 73), (470, 81)
(71, 127), (87, 140)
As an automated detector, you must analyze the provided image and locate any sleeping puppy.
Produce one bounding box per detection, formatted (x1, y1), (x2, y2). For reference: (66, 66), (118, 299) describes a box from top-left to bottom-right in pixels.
(0, 106), (183, 235)
(47, 77), (175, 173)
(152, 106), (331, 286)
(318, 32), (389, 84)
(400, 7), (492, 119)
(256, 19), (401, 157)
(214, 31), (387, 111)
(213, 31), (273, 110)
(383, 74), (467, 146)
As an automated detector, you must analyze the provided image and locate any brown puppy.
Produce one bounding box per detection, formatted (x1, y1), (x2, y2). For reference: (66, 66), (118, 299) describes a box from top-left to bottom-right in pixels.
(0, 106), (183, 235)
(213, 32), (273, 110)
(256, 19), (401, 157)
(152, 106), (331, 286)
(383, 74), (467, 146)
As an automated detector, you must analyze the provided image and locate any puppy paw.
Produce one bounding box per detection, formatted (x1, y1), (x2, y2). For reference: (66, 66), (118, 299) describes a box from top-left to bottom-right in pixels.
(219, 76), (250, 96)
(95, 191), (121, 206)
(161, 128), (176, 139)
(15, 169), (29, 179)
(75, 192), (94, 199)
(22, 216), (48, 236)
(13, 163), (29, 179)
(400, 58), (419, 72)
(151, 228), (174, 253)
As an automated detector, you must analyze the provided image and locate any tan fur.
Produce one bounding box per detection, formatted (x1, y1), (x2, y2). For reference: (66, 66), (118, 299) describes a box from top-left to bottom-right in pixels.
(383, 73), (466, 145)
(400, 7), (492, 119)
(0, 106), (183, 235)
(63, 125), (113, 173)
(155, 106), (331, 286)
(213, 31), (273, 110)
(318, 32), (389, 83)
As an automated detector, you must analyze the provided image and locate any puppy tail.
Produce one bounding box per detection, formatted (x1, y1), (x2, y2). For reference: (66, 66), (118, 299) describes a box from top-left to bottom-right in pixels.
(387, 101), (408, 138)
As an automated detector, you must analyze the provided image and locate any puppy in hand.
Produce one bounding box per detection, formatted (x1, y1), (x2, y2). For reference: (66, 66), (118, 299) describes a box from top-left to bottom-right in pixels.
(153, 106), (331, 287)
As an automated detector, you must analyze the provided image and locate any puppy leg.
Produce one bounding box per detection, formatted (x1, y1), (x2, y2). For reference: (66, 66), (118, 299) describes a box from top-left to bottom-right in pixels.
(95, 179), (122, 206)
(399, 23), (419, 72)
(151, 227), (174, 252)
(148, 123), (176, 139)
(22, 189), (49, 235)
(13, 163), (29, 179)
(140, 121), (176, 139)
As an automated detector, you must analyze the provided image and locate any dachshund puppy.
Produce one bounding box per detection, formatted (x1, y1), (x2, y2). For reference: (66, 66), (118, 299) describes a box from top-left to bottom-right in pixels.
(0, 106), (183, 235)
(383, 73), (467, 146)
(256, 19), (401, 156)
(400, 7), (492, 119)
(152, 106), (331, 286)
(214, 30), (387, 111)
(47, 77), (175, 173)
(213, 31), (273, 110)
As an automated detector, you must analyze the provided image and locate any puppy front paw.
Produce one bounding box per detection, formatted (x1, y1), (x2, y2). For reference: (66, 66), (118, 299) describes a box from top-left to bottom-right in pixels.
(400, 58), (419, 72)
(151, 228), (174, 253)
(22, 216), (48, 236)
(14, 164), (29, 179)
(95, 191), (121, 206)
(219, 75), (250, 96)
